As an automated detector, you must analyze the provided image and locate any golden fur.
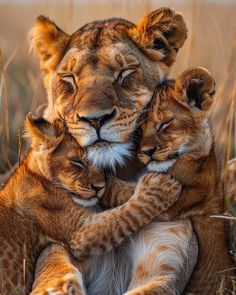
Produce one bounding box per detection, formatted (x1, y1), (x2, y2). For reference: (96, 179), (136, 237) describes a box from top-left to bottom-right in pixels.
(138, 67), (234, 294)
(27, 9), (202, 295)
(31, 173), (197, 295)
(92, 67), (234, 294)
(29, 8), (187, 170)
(0, 114), (180, 294)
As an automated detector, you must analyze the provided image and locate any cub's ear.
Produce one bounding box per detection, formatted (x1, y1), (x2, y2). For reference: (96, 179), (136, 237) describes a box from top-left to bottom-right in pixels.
(28, 15), (70, 74)
(175, 67), (215, 111)
(25, 113), (65, 150)
(129, 8), (187, 65)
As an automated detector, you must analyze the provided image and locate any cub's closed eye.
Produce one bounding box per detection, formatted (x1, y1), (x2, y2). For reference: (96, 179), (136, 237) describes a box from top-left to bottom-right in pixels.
(117, 68), (136, 85)
(156, 117), (174, 133)
(69, 158), (86, 169)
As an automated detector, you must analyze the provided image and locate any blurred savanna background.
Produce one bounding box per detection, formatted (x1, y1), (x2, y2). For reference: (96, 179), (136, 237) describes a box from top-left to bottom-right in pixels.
(0, 0), (236, 288)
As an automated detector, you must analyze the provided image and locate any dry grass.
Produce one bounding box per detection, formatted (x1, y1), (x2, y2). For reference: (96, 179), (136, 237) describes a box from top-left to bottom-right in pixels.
(0, 0), (235, 292)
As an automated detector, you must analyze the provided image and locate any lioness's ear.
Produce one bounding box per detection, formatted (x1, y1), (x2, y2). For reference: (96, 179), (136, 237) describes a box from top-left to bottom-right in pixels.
(129, 8), (187, 65)
(25, 113), (65, 150)
(29, 15), (70, 73)
(176, 67), (215, 111)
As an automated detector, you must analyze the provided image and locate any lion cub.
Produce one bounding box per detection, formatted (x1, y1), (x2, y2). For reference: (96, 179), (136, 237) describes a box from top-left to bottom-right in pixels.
(139, 67), (233, 294)
(0, 113), (180, 294)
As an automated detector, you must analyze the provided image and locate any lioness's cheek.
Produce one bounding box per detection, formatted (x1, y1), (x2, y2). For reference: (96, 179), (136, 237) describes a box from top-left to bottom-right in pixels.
(134, 90), (153, 108)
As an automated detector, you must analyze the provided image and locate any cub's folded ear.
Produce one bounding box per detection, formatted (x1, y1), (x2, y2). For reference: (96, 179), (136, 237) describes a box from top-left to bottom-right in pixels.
(175, 67), (215, 112)
(28, 15), (70, 74)
(129, 7), (187, 66)
(25, 113), (65, 150)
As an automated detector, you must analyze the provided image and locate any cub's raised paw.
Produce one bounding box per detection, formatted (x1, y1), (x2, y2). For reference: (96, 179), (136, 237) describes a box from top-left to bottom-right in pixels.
(31, 272), (85, 295)
(136, 173), (181, 210)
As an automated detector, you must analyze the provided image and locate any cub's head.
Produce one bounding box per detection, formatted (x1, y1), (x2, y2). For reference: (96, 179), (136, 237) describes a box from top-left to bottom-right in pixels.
(25, 114), (105, 207)
(29, 8), (187, 169)
(139, 67), (215, 172)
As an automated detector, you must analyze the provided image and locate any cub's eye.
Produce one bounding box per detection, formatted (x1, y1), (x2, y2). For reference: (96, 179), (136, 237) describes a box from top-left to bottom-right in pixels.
(117, 68), (136, 85)
(156, 117), (174, 133)
(69, 158), (86, 169)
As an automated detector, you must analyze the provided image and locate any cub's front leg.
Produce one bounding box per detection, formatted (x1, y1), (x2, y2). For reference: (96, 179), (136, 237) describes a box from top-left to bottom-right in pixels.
(70, 173), (181, 259)
(101, 175), (135, 208)
(30, 244), (85, 295)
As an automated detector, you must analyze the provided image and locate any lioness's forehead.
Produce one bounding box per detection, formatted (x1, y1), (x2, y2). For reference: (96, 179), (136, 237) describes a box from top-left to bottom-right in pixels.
(70, 18), (135, 48)
(59, 43), (139, 72)
(56, 18), (144, 73)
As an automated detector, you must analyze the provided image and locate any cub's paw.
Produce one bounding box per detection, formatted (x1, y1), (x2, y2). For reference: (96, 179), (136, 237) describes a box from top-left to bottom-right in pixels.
(136, 173), (181, 211)
(31, 272), (85, 295)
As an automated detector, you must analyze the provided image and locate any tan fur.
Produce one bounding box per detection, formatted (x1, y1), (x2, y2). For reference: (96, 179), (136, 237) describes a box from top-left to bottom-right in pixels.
(29, 8), (187, 171)
(101, 177), (198, 295)
(139, 68), (234, 294)
(124, 220), (198, 295)
(130, 8), (187, 66)
(0, 114), (180, 294)
(27, 8), (195, 294)
(31, 244), (85, 295)
(28, 16), (70, 74)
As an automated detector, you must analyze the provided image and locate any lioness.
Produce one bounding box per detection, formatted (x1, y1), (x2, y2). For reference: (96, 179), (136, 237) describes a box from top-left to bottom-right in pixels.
(29, 8), (199, 294)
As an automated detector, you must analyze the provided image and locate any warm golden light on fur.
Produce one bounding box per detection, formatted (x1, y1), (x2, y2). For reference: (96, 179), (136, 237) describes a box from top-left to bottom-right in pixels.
(139, 67), (234, 294)
(29, 8), (187, 169)
(0, 114), (183, 294)
(0, 1), (235, 294)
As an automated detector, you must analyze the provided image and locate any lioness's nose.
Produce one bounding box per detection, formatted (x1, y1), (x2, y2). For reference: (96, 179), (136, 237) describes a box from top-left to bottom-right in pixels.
(78, 109), (116, 130)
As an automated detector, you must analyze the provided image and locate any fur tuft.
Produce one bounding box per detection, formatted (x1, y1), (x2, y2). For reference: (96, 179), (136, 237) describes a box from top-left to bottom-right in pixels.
(148, 159), (176, 172)
(72, 197), (98, 208)
(87, 142), (133, 171)
(28, 15), (70, 73)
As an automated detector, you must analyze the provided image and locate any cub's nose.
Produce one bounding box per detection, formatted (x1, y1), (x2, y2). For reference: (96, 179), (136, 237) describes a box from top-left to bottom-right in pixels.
(91, 184), (105, 197)
(78, 109), (116, 130)
(142, 147), (156, 157)
(91, 184), (104, 192)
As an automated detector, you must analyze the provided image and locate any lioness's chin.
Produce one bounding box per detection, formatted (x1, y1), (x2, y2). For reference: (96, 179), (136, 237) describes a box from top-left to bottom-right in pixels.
(87, 142), (133, 171)
(147, 160), (176, 173)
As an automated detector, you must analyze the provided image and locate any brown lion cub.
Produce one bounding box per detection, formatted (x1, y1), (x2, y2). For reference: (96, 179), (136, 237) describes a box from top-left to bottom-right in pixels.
(139, 67), (234, 294)
(0, 113), (180, 295)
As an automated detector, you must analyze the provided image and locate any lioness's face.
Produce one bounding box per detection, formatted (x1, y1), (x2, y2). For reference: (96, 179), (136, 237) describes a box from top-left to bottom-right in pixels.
(30, 9), (187, 169)
(53, 42), (163, 169)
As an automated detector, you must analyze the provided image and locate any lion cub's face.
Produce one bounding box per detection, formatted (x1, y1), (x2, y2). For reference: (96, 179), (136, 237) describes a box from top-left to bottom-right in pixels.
(30, 8), (187, 169)
(26, 114), (105, 207)
(139, 68), (215, 172)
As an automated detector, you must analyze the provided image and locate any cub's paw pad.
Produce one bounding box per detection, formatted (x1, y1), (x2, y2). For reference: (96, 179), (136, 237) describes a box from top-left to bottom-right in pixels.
(138, 173), (180, 192)
(137, 172), (161, 190)
(32, 273), (84, 295)
(137, 173), (181, 208)
(157, 174), (181, 203)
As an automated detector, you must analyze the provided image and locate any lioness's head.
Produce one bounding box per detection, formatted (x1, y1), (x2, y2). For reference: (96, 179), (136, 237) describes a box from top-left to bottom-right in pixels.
(30, 8), (187, 169)
(139, 67), (215, 172)
(26, 114), (105, 207)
